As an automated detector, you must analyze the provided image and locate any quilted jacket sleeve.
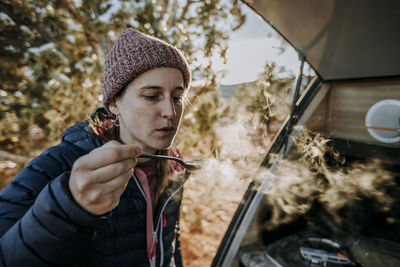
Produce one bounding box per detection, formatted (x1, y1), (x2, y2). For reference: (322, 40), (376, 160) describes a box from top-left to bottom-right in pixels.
(0, 142), (108, 266)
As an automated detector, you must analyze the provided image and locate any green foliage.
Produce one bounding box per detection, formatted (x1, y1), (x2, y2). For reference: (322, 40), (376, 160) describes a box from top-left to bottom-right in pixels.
(0, 0), (246, 155)
(235, 63), (295, 129)
(177, 89), (221, 158)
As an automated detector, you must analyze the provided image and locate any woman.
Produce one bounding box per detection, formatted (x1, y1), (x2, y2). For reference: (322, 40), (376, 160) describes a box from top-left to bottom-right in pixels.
(0, 28), (191, 267)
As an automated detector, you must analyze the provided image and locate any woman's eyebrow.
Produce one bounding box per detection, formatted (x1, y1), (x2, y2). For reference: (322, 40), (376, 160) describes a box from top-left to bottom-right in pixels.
(139, 86), (185, 91)
(139, 86), (163, 90)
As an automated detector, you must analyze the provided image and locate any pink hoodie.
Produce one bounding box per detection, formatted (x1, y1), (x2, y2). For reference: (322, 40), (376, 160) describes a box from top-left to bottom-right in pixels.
(134, 148), (184, 260)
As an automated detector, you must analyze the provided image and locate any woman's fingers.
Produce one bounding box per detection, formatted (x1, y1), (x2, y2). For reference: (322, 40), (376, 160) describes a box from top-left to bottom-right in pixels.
(69, 141), (142, 215)
(90, 157), (136, 184)
(97, 166), (134, 194)
(74, 170), (132, 211)
(81, 141), (141, 171)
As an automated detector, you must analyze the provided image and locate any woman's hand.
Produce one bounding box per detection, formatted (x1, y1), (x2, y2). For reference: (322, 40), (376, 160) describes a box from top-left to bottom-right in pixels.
(69, 141), (141, 215)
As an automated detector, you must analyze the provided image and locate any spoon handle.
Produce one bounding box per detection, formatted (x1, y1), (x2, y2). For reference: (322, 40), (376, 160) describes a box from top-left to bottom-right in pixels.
(138, 154), (192, 169)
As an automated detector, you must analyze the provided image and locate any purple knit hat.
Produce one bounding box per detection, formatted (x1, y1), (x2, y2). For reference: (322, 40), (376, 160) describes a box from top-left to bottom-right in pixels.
(102, 28), (191, 110)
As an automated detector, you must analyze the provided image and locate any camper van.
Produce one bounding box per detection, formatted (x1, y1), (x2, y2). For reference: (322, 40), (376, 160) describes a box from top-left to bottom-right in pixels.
(212, 0), (400, 266)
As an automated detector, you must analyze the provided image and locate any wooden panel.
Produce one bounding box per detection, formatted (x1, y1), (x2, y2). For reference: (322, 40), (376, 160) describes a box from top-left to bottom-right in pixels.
(305, 89), (329, 132)
(307, 79), (400, 148)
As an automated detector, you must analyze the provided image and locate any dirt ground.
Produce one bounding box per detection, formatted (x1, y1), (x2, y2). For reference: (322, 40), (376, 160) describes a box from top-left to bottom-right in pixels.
(0, 162), (18, 189)
(178, 161), (254, 267)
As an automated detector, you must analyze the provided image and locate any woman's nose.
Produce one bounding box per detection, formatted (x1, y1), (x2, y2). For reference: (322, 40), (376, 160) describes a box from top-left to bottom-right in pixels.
(160, 98), (176, 119)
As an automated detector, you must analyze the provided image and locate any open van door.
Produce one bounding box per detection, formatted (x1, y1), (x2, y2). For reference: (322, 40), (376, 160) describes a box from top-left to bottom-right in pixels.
(212, 1), (400, 266)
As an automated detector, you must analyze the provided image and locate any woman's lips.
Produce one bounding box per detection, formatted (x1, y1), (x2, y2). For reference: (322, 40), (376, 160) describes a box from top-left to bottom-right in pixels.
(156, 127), (174, 137)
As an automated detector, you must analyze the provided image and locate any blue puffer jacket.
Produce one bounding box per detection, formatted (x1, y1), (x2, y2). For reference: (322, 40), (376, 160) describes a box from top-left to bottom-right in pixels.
(0, 121), (184, 267)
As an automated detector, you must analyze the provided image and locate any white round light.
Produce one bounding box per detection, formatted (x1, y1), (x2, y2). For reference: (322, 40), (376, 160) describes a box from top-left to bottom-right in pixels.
(365, 99), (400, 143)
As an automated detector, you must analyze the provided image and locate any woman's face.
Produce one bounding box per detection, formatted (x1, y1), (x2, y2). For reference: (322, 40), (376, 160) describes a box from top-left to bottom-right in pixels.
(109, 67), (186, 154)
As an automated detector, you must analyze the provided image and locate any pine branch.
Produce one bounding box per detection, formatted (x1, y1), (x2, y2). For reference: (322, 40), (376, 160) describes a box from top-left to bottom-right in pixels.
(61, 0), (106, 65)
(178, 0), (195, 22)
(162, 0), (170, 16)
(154, 0), (170, 30)
(36, 24), (69, 58)
(0, 149), (30, 164)
(171, 0), (178, 27)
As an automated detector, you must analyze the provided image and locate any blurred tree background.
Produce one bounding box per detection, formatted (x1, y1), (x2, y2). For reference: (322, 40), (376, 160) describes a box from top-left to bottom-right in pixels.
(0, 0), (245, 159)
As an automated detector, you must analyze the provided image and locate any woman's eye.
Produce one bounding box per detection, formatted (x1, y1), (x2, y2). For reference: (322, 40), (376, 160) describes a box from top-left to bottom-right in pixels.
(145, 95), (158, 101)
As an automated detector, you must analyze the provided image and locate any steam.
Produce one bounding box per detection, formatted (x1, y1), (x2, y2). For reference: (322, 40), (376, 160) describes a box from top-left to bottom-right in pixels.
(178, 96), (278, 264)
(260, 127), (399, 234)
(181, 107), (272, 211)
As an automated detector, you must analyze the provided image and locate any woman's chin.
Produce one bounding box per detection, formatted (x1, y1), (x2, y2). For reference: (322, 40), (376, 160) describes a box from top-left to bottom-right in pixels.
(148, 141), (174, 152)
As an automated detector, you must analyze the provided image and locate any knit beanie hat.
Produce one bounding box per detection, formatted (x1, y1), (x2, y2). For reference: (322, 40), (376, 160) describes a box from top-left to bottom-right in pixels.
(102, 28), (191, 110)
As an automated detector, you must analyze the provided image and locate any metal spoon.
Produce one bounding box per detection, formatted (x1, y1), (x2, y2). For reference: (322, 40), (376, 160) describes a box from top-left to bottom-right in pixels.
(138, 154), (202, 171)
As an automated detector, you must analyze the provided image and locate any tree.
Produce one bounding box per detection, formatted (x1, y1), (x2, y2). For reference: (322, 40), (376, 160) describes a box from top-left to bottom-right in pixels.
(233, 63), (294, 139)
(0, 0), (246, 158)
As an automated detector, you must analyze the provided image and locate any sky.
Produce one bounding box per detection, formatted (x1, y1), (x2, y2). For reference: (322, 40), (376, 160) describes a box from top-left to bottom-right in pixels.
(209, 4), (301, 85)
